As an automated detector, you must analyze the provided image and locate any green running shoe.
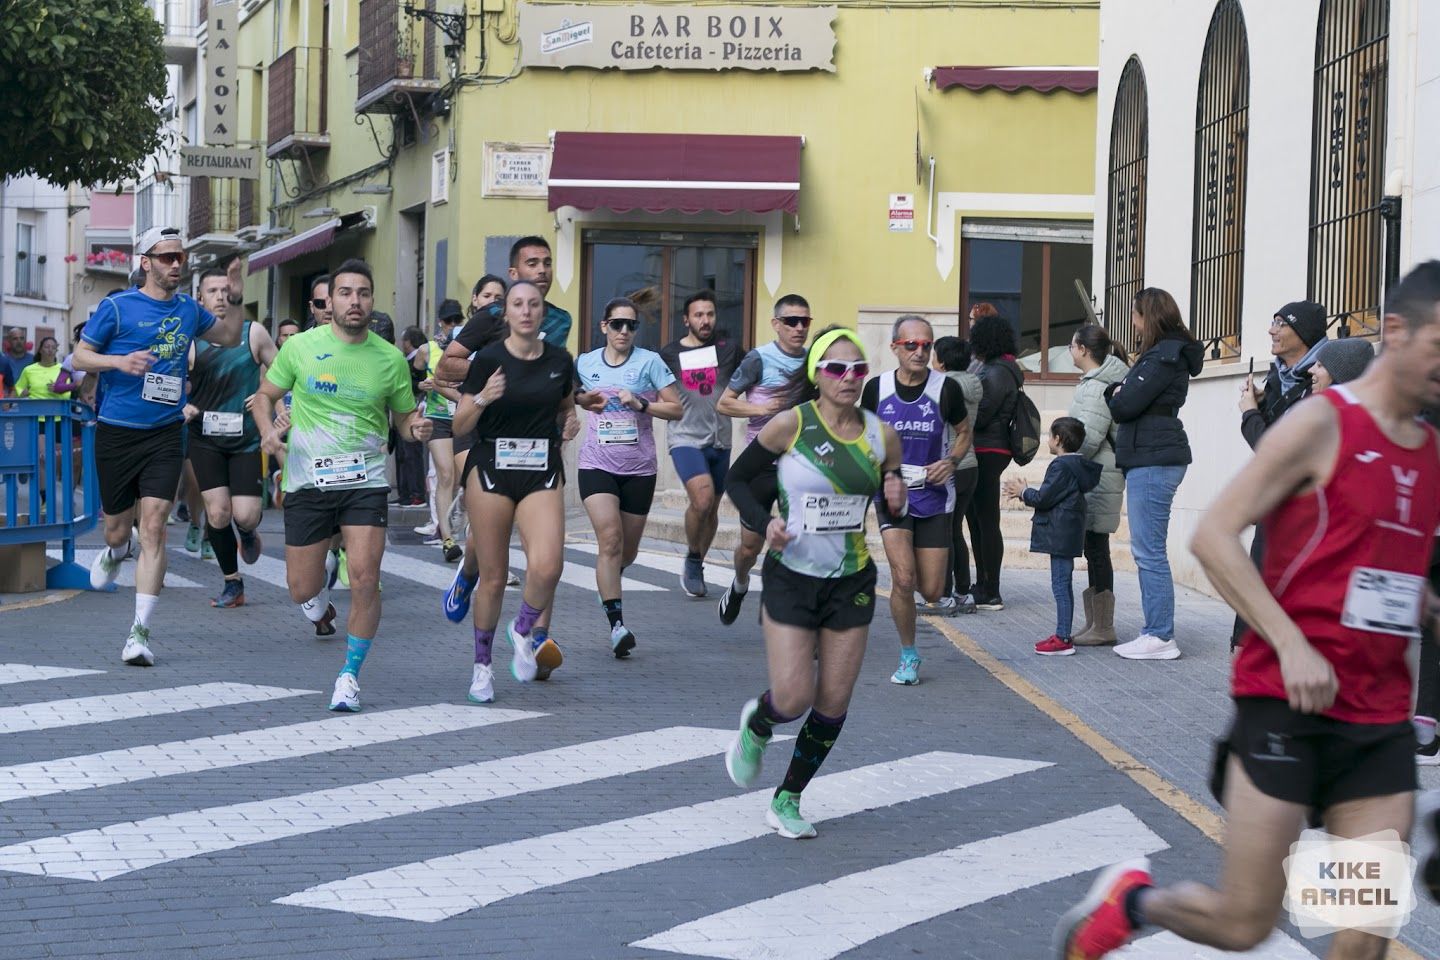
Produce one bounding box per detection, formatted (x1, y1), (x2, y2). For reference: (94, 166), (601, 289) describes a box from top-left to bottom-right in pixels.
(201, 538), (215, 561)
(337, 549), (350, 588)
(767, 790), (817, 839)
(724, 697), (770, 788)
(184, 523), (202, 554)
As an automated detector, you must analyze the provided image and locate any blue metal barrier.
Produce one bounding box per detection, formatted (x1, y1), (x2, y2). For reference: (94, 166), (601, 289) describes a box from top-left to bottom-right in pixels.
(0, 399), (102, 590)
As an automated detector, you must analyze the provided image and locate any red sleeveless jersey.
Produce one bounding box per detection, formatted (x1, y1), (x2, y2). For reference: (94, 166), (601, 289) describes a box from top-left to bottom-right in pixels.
(1232, 387), (1440, 723)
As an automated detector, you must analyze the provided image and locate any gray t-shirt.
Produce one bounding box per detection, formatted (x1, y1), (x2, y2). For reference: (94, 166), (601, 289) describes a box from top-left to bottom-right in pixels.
(659, 336), (743, 450)
(945, 369), (982, 472)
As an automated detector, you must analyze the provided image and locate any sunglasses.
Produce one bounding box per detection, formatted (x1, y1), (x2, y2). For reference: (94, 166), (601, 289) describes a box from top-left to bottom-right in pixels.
(145, 251), (187, 266)
(776, 315), (812, 329)
(604, 317), (638, 332)
(817, 359), (869, 380)
(892, 339), (934, 353)
(311, 298), (329, 309)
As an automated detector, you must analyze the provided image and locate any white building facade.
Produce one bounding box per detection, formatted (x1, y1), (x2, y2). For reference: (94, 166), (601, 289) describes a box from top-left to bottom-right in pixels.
(0, 177), (75, 351)
(1090, 0), (1437, 594)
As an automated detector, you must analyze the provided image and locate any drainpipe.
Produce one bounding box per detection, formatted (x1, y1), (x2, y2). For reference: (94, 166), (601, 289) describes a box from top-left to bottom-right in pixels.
(1381, 0), (1417, 301)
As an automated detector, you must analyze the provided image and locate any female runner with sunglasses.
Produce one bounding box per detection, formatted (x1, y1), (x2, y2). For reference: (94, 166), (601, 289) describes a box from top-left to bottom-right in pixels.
(723, 327), (906, 839)
(452, 280), (574, 703)
(573, 297), (683, 656)
(861, 315), (971, 686)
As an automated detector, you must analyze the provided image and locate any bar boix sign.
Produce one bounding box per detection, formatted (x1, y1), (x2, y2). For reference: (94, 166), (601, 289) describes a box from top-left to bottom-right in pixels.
(518, 3), (837, 72)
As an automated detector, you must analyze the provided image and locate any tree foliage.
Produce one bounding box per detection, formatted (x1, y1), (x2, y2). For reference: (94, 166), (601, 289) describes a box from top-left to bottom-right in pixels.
(0, 0), (171, 185)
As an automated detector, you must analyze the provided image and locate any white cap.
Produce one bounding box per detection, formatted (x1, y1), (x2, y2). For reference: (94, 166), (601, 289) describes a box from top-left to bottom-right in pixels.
(135, 226), (185, 254)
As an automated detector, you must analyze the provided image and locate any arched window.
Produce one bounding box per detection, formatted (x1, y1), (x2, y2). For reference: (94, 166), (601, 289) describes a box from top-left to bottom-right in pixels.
(1308, 0), (1389, 337)
(1105, 56), (1147, 342)
(1190, 0), (1249, 360)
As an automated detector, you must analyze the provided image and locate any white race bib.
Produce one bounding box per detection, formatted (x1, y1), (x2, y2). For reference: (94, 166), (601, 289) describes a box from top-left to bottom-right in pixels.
(596, 417), (639, 445)
(445, 398), (457, 416)
(201, 411), (244, 437)
(496, 438), (549, 471)
(1341, 566), (1426, 638)
(802, 493), (869, 534)
(312, 452), (369, 487)
(141, 372), (182, 405)
(678, 345), (718, 372)
(900, 464), (928, 489)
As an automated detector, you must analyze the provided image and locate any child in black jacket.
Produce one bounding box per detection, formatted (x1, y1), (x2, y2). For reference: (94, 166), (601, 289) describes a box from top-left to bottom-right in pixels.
(1003, 417), (1102, 656)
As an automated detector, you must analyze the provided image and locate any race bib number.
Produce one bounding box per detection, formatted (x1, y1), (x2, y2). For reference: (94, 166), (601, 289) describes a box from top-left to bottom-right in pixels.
(679, 345), (719, 396)
(496, 438), (549, 471)
(900, 464), (928, 489)
(1341, 566), (1425, 638)
(141, 372), (182, 405)
(201, 411), (243, 437)
(596, 417), (639, 445)
(313, 452), (369, 487)
(802, 494), (869, 534)
(445, 398), (457, 416)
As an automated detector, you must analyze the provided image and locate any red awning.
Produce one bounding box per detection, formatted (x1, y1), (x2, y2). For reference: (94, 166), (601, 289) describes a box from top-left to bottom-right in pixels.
(932, 66), (1098, 94)
(547, 132), (803, 216)
(246, 211), (369, 275)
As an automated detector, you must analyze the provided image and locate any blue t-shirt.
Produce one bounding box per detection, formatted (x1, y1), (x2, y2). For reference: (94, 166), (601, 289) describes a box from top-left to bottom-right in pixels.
(82, 290), (217, 428)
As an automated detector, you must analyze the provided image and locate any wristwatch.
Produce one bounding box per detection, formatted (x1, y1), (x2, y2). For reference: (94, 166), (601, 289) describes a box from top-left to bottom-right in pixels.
(637, 396), (650, 413)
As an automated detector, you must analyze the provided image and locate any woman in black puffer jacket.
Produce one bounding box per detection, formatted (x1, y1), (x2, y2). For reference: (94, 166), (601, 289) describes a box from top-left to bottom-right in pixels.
(1104, 287), (1202, 661)
(966, 308), (1024, 610)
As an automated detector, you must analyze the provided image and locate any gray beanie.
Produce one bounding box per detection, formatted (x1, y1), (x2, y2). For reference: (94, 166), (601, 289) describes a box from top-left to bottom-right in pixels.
(1316, 337), (1374, 386)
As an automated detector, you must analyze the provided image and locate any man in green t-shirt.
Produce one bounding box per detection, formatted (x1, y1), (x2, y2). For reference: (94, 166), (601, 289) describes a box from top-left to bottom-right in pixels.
(253, 259), (432, 713)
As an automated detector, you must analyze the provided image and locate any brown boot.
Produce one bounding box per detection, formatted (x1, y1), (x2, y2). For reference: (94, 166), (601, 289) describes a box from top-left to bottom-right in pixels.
(1076, 587), (1096, 638)
(1074, 590), (1117, 646)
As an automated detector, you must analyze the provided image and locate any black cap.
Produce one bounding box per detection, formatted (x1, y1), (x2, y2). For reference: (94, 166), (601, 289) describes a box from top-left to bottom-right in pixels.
(437, 298), (464, 323)
(1275, 301), (1328, 348)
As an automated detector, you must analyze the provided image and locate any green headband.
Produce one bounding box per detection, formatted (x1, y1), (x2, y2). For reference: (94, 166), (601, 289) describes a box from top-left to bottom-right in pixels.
(806, 328), (868, 383)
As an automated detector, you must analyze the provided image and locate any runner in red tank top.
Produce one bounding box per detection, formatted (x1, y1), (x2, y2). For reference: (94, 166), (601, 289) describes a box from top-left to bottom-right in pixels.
(1057, 261), (1440, 960)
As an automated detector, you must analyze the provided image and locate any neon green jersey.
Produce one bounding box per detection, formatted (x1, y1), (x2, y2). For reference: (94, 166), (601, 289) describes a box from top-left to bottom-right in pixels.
(423, 341), (455, 420)
(265, 325), (415, 492)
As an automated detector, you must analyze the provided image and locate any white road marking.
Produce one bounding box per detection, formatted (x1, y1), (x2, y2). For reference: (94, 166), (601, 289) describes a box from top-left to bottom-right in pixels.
(633, 805), (1169, 960)
(0, 704), (544, 803)
(0, 664), (104, 686)
(1116, 930), (1319, 958)
(53, 549), (203, 589)
(277, 750), (1052, 922)
(569, 543), (761, 593)
(510, 547), (664, 593)
(0, 726), (733, 881)
(0, 682), (315, 736)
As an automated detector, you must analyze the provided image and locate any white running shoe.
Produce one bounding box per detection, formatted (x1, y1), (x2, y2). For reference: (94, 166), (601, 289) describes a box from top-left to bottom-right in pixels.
(90, 547), (122, 590)
(1114, 634), (1181, 660)
(120, 625), (154, 666)
(506, 618), (539, 682)
(468, 663), (495, 703)
(506, 570), (521, 587)
(329, 673), (361, 712)
(413, 521), (438, 537)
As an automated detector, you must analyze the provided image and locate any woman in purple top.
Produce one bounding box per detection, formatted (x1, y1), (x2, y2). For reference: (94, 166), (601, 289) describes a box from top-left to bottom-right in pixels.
(574, 297), (683, 657)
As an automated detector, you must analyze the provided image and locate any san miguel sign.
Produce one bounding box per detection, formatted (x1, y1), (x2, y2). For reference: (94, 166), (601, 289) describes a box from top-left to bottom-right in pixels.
(518, 3), (837, 72)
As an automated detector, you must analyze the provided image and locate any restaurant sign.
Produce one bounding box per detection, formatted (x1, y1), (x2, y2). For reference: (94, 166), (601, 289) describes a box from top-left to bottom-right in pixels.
(518, 3), (837, 72)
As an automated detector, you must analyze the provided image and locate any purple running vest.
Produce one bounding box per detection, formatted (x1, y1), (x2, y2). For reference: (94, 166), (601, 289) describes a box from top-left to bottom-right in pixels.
(875, 370), (955, 518)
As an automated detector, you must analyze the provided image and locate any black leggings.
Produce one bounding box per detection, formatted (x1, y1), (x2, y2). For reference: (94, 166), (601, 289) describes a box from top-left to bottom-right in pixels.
(965, 451), (1011, 598)
(944, 466), (979, 596)
(1416, 563), (1440, 719)
(1083, 531), (1113, 593)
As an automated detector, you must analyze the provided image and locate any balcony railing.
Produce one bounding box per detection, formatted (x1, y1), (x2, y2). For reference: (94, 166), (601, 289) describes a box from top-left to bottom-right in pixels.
(268, 46), (330, 158)
(135, 174), (188, 237)
(356, 0), (441, 114)
(154, 0), (199, 63)
(187, 176), (241, 239)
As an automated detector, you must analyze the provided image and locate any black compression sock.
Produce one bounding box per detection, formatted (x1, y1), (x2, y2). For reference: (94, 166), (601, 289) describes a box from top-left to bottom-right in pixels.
(206, 521), (240, 577)
(1123, 884), (1150, 929)
(602, 598), (623, 628)
(778, 709), (846, 796)
(747, 690), (794, 740)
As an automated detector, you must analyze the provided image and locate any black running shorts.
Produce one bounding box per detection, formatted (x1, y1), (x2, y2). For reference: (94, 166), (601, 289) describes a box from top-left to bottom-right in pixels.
(878, 511), (951, 549)
(1210, 696), (1417, 812)
(96, 420), (185, 516)
(577, 469), (657, 515)
(738, 465), (780, 535)
(283, 487), (389, 547)
(463, 441), (564, 504)
(761, 556), (878, 631)
(188, 440), (263, 497)
(452, 426), (476, 458)
(429, 418), (454, 441)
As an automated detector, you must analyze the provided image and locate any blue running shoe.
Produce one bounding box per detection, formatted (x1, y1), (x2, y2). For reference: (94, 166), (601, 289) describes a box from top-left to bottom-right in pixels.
(443, 568), (477, 623)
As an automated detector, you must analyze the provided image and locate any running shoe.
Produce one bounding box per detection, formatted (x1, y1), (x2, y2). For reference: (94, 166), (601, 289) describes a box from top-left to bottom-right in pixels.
(443, 568), (477, 623)
(1114, 634), (1181, 661)
(175, 502), (190, 524)
(329, 672), (361, 712)
(681, 556), (707, 598)
(442, 538), (462, 563)
(314, 601), (338, 638)
(89, 547), (122, 590)
(337, 549), (350, 588)
(414, 521), (438, 537)
(119, 537), (134, 561)
(952, 592), (979, 614)
(212, 579), (246, 609)
(534, 637), (563, 680)
(921, 595), (960, 617)
(468, 663), (495, 704)
(238, 528), (262, 565)
(767, 790), (817, 839)
(121, 624), (154, 666)
(325, 549), (340, 591)
(975, 592), (1005, 611)
(1419, 791), (1440, 902)
(610, 623), (636, 659)
(1035, 635), (1076, 657)
(890, 649), (921, 685)
(1053, 859), (1151, 960)
(506, 570), (521, 587)
(506, 618), (539, 682)
(1419, 740), (1440, 767)
(717, 584), (746, 625)
(201, 538), (215, 561)
(725, 698), (770, 788)
(184, 523), (202, 555)
(423, 535), (443, 546)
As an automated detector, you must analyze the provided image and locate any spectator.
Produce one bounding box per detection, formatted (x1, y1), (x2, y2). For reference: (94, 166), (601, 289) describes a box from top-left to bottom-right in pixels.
(1309, 336), (1374, 391)
(966, 307), (1023, 611)
(393, 327), (429, 506)
(305, 275), (332, 329)
(370, 309), (396, 345)
(932, 335), (982, 613)
(1, 326), (34, 395)
(435, 298), (465, 347)
(1105, 287), (1202, 661)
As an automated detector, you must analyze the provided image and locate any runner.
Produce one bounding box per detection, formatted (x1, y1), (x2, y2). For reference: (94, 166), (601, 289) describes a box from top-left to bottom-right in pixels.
(420, 306), (463, 562)
(722, 327), (906, 838)
(861, 316), (970, 685)
(660, 291), (743, 597)
(251, 259), (432, 712)
(183, 266), (279, 609)
(304, 275), (332, 330)
(574, 296), (683, 657)
(714, 293), (811, 625)
(73, 227), (246, 666)
(451, 279), (574, 703)
(1056, 260), (1440, 959)
(265, 320), (301, 506)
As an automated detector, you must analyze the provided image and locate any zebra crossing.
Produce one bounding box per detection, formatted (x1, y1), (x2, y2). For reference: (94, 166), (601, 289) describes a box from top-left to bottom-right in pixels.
(0, 660), (1321, 958)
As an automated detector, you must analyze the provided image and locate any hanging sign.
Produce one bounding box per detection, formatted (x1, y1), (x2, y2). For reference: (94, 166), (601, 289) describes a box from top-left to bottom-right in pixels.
(180, 146), (262, 180)
(207, 0), (239, 145)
